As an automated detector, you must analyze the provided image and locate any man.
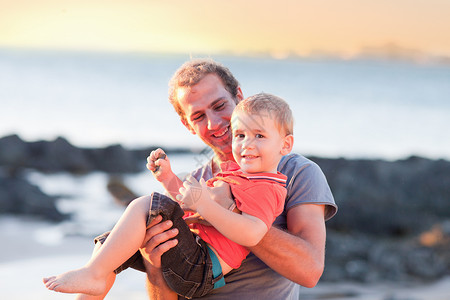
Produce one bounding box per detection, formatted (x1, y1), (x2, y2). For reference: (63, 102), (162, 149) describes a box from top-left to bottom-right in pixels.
(141, 59), (337, 299)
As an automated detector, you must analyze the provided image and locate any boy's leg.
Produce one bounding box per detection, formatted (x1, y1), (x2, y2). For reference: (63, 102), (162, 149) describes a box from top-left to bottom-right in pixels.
(74, 273), (115, 300)
(43, 195), (152, 295)
(74, 242), (116, 300)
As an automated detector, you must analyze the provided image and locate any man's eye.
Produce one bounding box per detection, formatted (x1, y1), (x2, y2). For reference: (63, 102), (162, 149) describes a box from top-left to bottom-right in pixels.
(214, 103), (225, 110)
(193, 114), (204, 121)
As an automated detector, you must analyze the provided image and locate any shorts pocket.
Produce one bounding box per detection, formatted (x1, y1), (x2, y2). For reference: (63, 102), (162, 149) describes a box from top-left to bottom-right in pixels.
(162, 268), (201, 299)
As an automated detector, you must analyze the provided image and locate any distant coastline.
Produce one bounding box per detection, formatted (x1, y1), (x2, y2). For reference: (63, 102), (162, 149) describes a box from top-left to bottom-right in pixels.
(2, 44), (450, 66)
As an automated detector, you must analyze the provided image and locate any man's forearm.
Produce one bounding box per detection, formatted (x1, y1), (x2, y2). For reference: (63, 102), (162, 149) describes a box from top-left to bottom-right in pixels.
(248, 205), (327, 288)
(145, 263), (177, 300)
(249, 227), (323, 287)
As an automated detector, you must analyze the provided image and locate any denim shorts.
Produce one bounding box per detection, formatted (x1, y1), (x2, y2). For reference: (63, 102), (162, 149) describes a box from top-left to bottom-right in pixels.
(94, 192), (219, 298)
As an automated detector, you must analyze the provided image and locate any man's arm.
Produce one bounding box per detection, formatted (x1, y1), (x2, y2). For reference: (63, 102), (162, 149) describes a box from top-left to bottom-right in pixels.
(248, 203), (326, 288)
(140, 176), (237, 299)
(139, 215), (179, 300)
(145, 263), (177, 300)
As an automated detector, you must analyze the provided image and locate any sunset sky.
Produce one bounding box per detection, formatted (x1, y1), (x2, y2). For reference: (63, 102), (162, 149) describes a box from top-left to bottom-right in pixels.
(1, 0), (450, 58)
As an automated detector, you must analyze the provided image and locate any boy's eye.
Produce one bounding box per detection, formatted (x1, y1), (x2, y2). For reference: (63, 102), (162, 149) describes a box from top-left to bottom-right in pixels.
(235, 133), (245, 138)
(256, 134), (265, 138)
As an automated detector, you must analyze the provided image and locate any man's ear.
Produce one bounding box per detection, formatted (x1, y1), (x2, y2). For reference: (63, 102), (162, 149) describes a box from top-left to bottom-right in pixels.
(181, 118), (197, 135)
(236, 86), (244, 102)
(280, 134), (294, 155)
(180, 118), (196, 135)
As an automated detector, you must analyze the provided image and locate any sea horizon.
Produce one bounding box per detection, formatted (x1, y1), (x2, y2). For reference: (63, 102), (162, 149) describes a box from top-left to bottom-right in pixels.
(1, 48), (449, 161)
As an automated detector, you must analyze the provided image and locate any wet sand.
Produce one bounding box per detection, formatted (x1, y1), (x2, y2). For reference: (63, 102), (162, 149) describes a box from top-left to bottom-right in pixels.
(1, 216), (448, 300)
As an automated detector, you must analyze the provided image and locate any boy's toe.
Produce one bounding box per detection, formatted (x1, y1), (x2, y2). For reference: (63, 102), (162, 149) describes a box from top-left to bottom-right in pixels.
(43, 277), (56, 288)
(47, 281), (58, 290)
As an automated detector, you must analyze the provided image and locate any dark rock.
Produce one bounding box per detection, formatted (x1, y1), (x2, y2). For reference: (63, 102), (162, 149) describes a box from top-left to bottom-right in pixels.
(86, 144), (140, 173)
(28, 137), (92, 173)
(107, 175), (138, 206)
(0, 134), (28, 170)
(0, 134), (193, 174)
(405, 247), (447, 279)
(324, 227), (450, 283)
(311, 156), (450, 237)
(0, 172), (67, 221)
(1, 134), (449, 283)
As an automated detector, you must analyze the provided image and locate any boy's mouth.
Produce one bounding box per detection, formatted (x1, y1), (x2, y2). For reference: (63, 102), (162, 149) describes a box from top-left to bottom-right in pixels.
(242, 155), (259, 160)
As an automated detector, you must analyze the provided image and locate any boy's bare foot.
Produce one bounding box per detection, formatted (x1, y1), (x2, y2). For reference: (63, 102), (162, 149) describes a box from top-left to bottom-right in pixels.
(43, 267), (107, 296)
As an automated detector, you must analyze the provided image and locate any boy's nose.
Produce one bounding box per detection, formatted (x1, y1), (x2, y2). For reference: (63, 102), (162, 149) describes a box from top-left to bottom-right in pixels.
(242, 137), (255, 149)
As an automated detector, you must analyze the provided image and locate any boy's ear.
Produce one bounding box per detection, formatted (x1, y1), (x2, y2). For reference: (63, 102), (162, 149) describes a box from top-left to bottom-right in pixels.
(181, 118), (196, 135)
(280, 134), (294, 155)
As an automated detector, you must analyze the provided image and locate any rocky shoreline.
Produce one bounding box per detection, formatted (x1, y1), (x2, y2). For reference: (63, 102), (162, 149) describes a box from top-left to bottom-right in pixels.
(0, 134), (449, 284)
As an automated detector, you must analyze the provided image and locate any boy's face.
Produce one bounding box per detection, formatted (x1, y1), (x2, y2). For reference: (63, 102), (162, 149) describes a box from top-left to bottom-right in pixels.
(176, 74), (243, 161)
(231, 110), (293, 173)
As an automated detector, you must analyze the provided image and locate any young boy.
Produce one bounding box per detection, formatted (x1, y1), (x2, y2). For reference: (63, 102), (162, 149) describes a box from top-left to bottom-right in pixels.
(43, 93), (294, 298)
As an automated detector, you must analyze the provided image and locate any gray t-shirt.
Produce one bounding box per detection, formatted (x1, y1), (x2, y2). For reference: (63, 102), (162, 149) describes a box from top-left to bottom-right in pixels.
(180, 153), (337, 300)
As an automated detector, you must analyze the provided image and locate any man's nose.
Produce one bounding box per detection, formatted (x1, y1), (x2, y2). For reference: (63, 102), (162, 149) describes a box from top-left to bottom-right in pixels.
(207, 112), (221, 130)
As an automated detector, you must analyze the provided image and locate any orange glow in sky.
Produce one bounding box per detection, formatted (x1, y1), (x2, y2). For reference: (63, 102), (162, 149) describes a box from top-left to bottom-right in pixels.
(1, 0), (449, 58)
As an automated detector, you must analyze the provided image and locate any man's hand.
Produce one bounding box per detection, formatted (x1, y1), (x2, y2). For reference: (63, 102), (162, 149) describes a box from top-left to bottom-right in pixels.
(139, 215), (179, 268)
(140, 215), (179, 300)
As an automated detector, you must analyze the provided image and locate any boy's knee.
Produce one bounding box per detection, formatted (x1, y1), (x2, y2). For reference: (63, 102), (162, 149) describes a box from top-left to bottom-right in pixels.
(149, 192), (184, 222)
(128, 195), (152, 211)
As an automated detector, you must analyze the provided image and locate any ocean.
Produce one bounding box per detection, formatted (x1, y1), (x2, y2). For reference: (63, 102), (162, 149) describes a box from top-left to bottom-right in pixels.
(1, 49), (450, 299)
(1, 48), (449, 161)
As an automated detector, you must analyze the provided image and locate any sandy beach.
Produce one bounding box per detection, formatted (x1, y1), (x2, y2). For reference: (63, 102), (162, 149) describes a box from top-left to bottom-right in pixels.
(0, 216), (148, 300)
(1, 216), (449, 300)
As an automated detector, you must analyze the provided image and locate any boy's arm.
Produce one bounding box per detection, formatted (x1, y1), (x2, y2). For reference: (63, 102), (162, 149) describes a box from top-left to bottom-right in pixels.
(200, 202), (267, 247)
(159, 173), (184, 201)
(147, 148), (184, 200)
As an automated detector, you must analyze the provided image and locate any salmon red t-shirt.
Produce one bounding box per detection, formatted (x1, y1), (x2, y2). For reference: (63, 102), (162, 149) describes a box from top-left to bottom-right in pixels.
(190, 161), (287, 268)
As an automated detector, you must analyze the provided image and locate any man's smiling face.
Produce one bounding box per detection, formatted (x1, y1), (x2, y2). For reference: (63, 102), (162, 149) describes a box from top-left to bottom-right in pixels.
(177, 74), (242, 161)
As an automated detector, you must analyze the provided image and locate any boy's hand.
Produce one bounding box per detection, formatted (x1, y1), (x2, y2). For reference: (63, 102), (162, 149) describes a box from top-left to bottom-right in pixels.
(147, 148), (172, 182)
(184, 212), (212, 226)
(209, 180), (236, 211)
(182, 180), (238, 225)
(177, 176), (209, 212)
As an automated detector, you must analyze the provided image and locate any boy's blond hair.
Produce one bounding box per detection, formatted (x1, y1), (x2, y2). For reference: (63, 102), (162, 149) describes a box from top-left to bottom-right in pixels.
(233, 93), (293, 136)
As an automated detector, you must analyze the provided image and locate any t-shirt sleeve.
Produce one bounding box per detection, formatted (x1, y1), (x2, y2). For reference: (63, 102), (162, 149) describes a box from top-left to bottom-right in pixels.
(231, 184), (286, 229)
(280, 154), (337, 221)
